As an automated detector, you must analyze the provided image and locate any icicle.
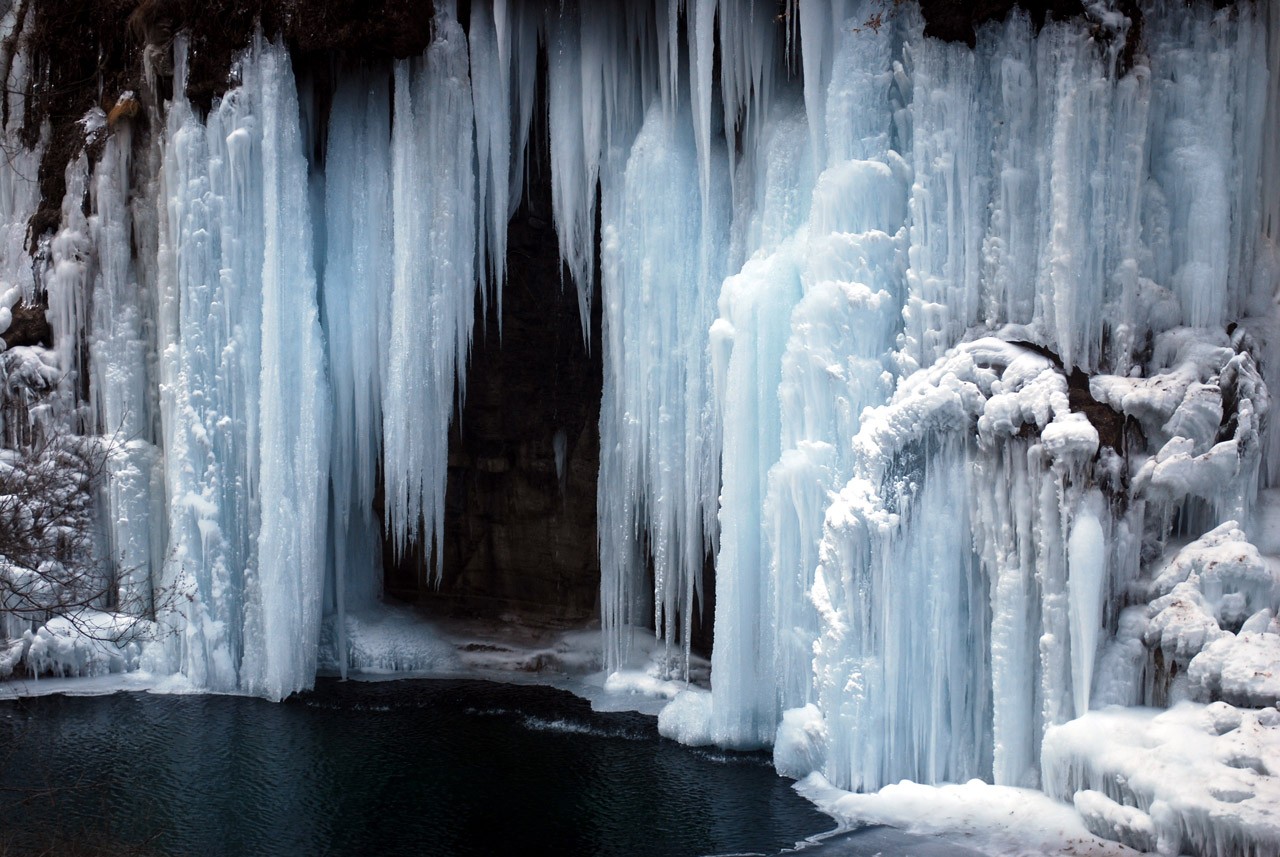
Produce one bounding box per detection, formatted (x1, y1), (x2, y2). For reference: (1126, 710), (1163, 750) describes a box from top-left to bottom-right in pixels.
(322, 69), (394, 678)
(547, 4), (596, 335)
(716, 0), (778, 184)
(504, 1), (540, 222)
(1067, 497), (1107, 718)
(384, 7), (478, 578)
(689, 0), (715, 226)
(470, 0), (511, 321)
(797, 0), (854, 170)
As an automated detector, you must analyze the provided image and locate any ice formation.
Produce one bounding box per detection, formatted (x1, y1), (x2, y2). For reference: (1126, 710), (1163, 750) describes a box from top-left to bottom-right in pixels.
(0, 0), (1279, 851)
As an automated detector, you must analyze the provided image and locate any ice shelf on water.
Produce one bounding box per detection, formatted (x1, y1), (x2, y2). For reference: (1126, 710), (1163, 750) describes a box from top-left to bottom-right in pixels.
(2, 1), (1280, 853)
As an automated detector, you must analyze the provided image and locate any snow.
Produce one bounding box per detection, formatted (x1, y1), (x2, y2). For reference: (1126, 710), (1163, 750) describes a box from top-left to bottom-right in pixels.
(1189, 632), (1280, 709)
(1043, 703), (1280, 856)
(797, 771), (1141, 857)
(657, 688), (714, 747)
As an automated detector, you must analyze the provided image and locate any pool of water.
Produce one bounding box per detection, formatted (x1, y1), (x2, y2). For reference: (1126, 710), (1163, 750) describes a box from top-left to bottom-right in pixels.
(0, 678), (835, 856)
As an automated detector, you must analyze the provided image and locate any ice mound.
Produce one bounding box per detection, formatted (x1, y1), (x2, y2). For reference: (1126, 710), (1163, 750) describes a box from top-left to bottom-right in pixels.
(773, 704), (828, 779)
(318, 608), (461, 675)
(14, 610), (154, 679)
(796, 771), (1138, 857)
(658, 688), (714, 746)
(1043, 702), (1280, 856)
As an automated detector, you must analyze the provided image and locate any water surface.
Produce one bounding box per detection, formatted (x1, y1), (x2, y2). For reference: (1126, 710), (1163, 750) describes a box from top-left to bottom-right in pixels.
(1, 678), (833, 856)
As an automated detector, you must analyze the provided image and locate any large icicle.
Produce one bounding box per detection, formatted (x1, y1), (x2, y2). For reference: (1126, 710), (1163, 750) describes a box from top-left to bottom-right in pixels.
(321, 69), (394, 677)
(597, 101), (731, 675)
(470, 0), (511, 318)
(383, 6), (478, 576)
(547, 4), (596, 331)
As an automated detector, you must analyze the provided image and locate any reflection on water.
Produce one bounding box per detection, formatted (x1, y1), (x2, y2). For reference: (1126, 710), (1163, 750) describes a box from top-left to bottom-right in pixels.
(0, 679), (832, 856)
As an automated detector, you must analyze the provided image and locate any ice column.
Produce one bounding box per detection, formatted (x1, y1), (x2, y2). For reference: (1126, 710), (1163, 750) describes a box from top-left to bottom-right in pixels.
(239, 37), (331, 700)
(154, 37), (329, 699)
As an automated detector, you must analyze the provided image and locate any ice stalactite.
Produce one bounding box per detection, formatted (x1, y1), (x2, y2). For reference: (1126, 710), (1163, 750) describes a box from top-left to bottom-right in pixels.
(469, 0), (510, 319)
(1066, 497), (1106, 720)
(384, 7), (477, 575)
(597, 102), (731, 675)
(547, 4), (596, 335)
(321, 70), (393, 678)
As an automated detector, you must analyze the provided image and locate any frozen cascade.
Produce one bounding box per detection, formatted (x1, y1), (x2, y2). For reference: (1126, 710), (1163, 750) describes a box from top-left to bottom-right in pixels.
(89, 127), (163, 617)
(1, 1), (1280, 850)
(236, 36), (330, 701)
(152, 43), (256, 691)
(776, 0), (1273, 803)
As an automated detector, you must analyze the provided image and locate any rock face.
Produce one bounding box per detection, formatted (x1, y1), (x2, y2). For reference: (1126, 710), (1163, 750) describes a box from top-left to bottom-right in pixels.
(384, 173), (604, 625)
(1, 302), (50, 349)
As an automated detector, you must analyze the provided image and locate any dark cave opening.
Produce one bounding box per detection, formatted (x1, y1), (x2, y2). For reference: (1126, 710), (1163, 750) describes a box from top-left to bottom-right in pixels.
(381, 164), (606, 629)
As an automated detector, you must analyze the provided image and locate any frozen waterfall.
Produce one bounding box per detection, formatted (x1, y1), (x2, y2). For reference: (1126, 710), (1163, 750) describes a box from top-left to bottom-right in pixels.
(1, 0), (1279, 852)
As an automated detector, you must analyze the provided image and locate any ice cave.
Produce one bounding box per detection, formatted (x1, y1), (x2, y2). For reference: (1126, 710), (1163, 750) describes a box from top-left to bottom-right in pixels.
(1, 0), (1280, 853)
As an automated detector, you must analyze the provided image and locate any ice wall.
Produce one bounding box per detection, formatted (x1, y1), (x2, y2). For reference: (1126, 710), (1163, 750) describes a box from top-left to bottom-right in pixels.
(792, 0), (1274, 794)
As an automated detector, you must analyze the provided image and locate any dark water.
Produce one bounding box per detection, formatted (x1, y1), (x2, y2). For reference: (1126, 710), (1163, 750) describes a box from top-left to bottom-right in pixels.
(0, 679), (835, 856)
